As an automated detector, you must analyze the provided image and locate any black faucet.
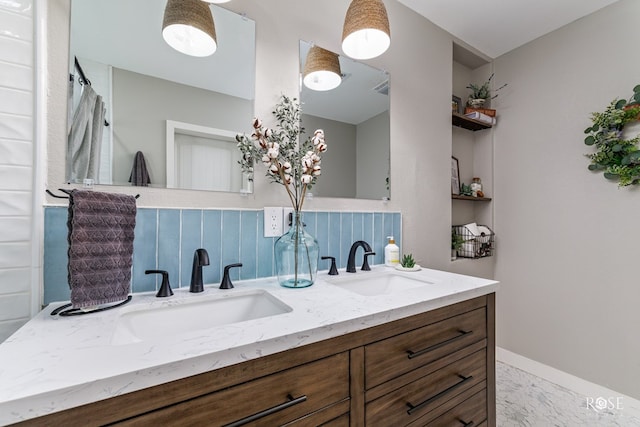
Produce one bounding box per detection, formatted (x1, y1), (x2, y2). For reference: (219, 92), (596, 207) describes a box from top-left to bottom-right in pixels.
(190, 248), (210, 293)
(346, 241), (375, 273)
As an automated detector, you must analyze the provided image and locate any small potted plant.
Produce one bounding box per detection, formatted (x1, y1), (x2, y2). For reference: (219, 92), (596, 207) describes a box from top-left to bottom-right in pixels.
(396, 253), (420, 271)
(466, 73), (507, 108)
(451, 229), (464, 260)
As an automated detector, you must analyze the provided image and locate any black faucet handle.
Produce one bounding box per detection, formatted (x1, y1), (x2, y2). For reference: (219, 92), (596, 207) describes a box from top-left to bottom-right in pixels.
(145, 270), (173, 297)
(362, 252), (376, 271)
(220, 263), (243, 289)
(321, 256), (339, 275)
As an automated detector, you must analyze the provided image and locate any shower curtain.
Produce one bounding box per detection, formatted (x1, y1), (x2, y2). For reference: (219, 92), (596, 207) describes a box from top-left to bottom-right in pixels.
(67, 84), (106, 182)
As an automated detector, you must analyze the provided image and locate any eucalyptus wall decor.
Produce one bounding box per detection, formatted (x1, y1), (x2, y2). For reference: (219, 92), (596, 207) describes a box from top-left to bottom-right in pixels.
(584, 85), (640, 186)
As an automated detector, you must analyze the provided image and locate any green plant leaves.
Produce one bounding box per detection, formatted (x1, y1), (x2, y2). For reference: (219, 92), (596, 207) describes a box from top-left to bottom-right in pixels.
(622, 151), (640, 165)
(584, 85), (640, 187)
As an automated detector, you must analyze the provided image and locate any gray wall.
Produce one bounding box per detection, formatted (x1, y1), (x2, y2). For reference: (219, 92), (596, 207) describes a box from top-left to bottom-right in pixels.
(300, 114), (356, 198)
(493, 0), (640, 399)
(301, 112), (390, 200)
(356, 111), (390, 199)
(112, 68), (252, 187)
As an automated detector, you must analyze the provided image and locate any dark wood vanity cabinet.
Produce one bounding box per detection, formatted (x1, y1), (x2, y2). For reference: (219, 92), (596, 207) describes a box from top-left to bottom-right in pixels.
(16, 294), (495, 427)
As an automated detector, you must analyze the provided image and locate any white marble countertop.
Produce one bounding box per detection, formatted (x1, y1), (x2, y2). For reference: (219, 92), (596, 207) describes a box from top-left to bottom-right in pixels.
(0, 266), (498, 425)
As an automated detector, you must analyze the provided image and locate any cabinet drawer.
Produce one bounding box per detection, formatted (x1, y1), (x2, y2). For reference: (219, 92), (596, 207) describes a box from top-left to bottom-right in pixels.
(283, 411), (349, 427)
(365, 307), (486, 388)
(366, 349), (486, 426)
(116, 352), (349, 427)
(421, 388), (487, 427)
(282, 399), (350, 427)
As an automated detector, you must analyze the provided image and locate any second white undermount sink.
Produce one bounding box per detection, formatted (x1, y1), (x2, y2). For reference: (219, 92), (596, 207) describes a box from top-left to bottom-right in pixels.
(111, 290), (292, 345)
(327, 271), (433, 296)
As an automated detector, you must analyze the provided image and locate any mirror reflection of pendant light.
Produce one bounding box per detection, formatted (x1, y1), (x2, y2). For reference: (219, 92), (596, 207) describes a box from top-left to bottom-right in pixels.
(162, 0), (217, 57)
(303, 45), (342, 91)
(342, 0), (390, 60)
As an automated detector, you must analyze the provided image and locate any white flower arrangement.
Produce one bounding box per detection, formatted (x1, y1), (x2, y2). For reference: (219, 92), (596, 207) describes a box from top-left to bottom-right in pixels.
(236, 95), (327, 211)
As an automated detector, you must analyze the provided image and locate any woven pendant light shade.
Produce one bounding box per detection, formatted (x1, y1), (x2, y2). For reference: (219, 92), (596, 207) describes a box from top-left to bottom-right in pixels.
(303, 46), (342, 91)
(342, 0), (390, 60)
(162, 0), (217, 57)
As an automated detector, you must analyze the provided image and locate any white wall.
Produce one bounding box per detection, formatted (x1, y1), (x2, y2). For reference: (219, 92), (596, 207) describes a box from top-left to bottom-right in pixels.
(0, 0), (40, 342)
(46, 0), (455, 273)
(493, 0), (640, 400)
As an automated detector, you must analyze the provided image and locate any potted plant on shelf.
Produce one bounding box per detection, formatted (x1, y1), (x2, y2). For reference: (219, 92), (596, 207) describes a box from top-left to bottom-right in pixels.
(236, 95), (327, 287)
(466, 73), (507, 109)
(451, 229), (464, 260)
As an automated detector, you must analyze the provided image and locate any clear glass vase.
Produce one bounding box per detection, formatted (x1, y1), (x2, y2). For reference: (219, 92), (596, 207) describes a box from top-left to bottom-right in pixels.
(274, 211), (319, 288)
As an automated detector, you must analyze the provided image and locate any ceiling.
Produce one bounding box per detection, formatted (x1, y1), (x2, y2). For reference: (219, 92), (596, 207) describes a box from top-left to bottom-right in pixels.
(396, 0), (621, 59)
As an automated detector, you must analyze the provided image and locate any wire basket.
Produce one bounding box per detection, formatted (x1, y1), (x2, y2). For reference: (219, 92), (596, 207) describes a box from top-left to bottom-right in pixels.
(453, 224), (495, 259)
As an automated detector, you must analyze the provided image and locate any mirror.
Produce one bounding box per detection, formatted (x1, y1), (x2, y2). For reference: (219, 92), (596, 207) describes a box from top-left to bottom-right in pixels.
(67, 0), (255, 192)
(299, 40), (390, 200)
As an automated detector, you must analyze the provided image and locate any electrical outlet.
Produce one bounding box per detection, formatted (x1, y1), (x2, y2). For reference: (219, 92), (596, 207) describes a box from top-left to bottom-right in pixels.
(283, 207), (294, 232)
(263, 207), (283, 237)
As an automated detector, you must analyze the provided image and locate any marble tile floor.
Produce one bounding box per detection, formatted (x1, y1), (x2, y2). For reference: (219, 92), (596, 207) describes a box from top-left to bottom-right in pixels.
(497, 361), (640, 426)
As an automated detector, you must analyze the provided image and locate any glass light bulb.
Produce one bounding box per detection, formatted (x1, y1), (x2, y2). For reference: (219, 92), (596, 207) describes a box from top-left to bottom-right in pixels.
(342, 28), (390, 60)
(162, 23), (217, 57)
(303, 70), (342, 91)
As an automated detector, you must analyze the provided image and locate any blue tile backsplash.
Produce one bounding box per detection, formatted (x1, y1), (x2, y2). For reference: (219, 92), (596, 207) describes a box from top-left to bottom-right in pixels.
(43, 207), (401, 304)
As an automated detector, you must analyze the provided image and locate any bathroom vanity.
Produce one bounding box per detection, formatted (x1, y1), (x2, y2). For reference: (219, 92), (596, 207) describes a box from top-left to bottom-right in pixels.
(0, 267), (497, 426)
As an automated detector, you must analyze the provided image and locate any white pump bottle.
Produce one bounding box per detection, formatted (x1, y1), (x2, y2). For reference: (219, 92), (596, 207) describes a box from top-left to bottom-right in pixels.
(384, 236), (400, 267)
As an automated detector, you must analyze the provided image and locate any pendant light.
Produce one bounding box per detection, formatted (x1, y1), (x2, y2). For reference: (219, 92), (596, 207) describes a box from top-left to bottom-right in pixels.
(201, 0), (232, 3)
(342, 0), (390, 60)
(162, 0), (217, 57)
(303, 46), (342, 91)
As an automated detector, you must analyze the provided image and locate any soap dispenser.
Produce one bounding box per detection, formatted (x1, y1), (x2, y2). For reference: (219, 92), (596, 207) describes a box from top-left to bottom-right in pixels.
(384, 236), (400, 267)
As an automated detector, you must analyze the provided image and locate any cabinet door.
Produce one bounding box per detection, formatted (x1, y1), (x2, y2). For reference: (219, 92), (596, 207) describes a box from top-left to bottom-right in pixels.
(116, 352), (349, 427)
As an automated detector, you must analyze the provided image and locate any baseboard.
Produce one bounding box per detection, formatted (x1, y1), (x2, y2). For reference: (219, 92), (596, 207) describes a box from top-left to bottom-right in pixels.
(497, 347), (640, 420)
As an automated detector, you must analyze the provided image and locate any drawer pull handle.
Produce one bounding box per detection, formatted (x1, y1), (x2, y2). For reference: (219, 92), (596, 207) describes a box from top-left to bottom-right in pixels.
(406, 330), (473, 359)
(222, 394), (307, 427)
(406, 374), (473, 415)
(459, 420), (475, 427)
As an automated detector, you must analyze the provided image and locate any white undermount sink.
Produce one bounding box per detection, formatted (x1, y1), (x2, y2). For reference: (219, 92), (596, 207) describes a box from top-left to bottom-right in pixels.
(327, 271), (433, 296)
(111, 290), (292, 345)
